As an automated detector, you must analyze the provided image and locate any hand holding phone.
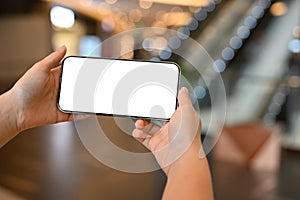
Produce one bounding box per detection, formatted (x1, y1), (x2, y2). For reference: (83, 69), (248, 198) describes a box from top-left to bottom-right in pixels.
(58, 56), (180, 120)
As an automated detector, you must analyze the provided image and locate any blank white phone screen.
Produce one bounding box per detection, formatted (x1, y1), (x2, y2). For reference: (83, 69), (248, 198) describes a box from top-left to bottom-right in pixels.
(58, 56), (180, 119)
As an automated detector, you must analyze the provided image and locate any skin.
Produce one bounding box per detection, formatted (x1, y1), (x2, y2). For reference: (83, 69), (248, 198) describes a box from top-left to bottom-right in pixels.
(133, 88), (214, 200)
(0, 46), (72, 147)
(0, 47), (214, 199)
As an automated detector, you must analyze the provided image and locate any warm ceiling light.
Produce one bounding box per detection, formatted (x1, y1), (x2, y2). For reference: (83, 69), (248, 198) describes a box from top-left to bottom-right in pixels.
(142, 0), (211, 7)
(170, 6), (183, 12)
(270, 2), (288, 16)
(129, 9), (143, 22)
(288, 76), (300, 88)
(293, 26), (300, 38)
(162, 12), (191, 26)
(101, 17), (115, 32)
(50, 6), (75, 28)
(105, 0), (118, 5)
(139, 0), (153, 9)
(79, 0), (93, 7)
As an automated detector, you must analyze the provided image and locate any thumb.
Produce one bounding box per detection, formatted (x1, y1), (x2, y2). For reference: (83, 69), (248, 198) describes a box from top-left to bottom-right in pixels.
(178, 87), (192, 107)
(36, 45), (67, 72)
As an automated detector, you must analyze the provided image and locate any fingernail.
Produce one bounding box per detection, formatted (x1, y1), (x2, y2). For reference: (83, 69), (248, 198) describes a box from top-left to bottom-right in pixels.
(198, 147), (207, 159)
(132, 130), (141, 138)
(132, 130), (138, 137)
(135, 120), (144, 128)
(181, 87), (188, 93)
(135, 121), (139, 128)
(57, 45), (66, 51)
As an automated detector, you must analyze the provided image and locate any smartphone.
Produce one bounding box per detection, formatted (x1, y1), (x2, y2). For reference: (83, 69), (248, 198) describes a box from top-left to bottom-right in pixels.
(58, 56), (180, 120)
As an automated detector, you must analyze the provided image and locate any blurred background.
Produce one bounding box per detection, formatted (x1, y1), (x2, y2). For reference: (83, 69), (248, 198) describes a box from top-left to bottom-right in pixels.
(0, 0), (299, 199)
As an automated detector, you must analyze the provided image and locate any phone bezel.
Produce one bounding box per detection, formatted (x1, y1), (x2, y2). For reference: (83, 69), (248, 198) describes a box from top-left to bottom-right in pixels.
(57, 56), (181, 121)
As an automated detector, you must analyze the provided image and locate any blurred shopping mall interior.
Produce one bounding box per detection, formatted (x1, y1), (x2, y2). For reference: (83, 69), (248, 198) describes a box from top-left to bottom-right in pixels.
(0, 0), (299, 199)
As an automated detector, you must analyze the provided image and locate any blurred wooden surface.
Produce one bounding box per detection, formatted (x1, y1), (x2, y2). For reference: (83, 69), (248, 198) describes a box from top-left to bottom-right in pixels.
(1, 116), (300, 200)
(0, 117), (166, 200)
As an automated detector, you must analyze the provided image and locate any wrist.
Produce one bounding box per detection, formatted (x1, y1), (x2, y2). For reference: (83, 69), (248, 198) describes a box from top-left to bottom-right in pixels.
(166, 134), (205, 176)
(162, 136), (213, 200)
(0, 90), (22, 135)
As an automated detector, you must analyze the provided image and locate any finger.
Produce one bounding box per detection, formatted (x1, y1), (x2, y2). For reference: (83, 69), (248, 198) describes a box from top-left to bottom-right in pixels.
(135, 119), (148, 129)
(132, 129), (151, 149)
(148, 130), (168, 152)
(51, 65), (62, 77)
(36, 45), (67, 71)
(141, 122), (161, 135)
(178, 87), (193, 107)
(132, 129), (148, 139)
(135, 119), (161, 135)
(72, 113), (92, 121)
(151, 134), (169, 152)
(51, 65), (62, 72)
(142, 137), (151, 150)
(56, 112), (73, 123)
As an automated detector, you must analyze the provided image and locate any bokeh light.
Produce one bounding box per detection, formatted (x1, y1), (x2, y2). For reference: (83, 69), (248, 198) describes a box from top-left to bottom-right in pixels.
(237, 26), (250, 39)
(293, 26), (300, 38)
(168, 36), (181, 49)
(142, 38), (154, 51)
(105, 0), (118, 5)
(252, 6), (264, 19)
(129, 9), (143, 22)
(101, 17), (115, 32)
(194, 8), (207, 21)
(188, 18), (199, 31)
(194, 85), (207, 99)
(150, 57), (160, 61)
(259, 0), (271, 9)
(139, 0), (153, 9)
(213, 59), (226, 72)
(153, 37), (168, 49)
(159, 47), (172, 60)
(177, 27), (190, 40)
(222, 47), (235, 61)
(204, 2), (215, 12)
(288, 39), (300, 53)
(270, 2), (288, 17)
(244, 16), (257, 29)
(79, 35), (101, 56)
(50, 6), (75, 28)
(230, 36), (243, 50)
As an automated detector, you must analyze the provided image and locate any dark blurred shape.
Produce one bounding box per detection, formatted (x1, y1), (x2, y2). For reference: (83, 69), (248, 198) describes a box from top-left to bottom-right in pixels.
(0, 0), (52, 93)
(0, 0), (40, 15)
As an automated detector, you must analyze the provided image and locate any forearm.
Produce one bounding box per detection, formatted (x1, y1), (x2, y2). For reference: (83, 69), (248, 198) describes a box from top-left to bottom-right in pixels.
(0, 91), (20, 148)
(162, 138), (214, 200)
